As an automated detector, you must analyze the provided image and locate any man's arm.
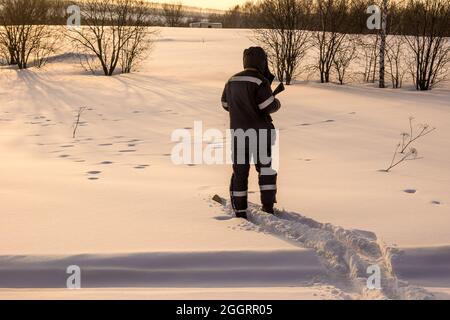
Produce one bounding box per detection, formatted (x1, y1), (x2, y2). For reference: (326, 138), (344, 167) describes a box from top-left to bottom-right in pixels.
(221, 84), (229, 112)
(256, 80), (281, 114)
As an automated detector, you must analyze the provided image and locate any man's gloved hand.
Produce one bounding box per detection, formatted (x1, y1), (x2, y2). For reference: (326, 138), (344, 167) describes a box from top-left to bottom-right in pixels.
(273, 83), (285, 96)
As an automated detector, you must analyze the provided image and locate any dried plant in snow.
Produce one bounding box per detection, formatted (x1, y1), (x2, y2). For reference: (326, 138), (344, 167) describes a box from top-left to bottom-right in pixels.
(384, 144), (419, 172)
(383, 117), (436, 172)
(400, 117), (436, 153)
(73, 107), (87, 139)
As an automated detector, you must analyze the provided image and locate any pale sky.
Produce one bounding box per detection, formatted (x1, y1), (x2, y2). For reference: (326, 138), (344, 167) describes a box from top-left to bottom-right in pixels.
(152, 0), (245, 10)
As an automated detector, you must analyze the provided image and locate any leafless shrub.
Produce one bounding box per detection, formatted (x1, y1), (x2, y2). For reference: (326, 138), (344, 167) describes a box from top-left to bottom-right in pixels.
(253, 0), (312, 85)
(0, 0), (58, 69)
(385, 36), (407, 88)
(403, 0), (450, 90)
(76, 52), (100, 75)
(356, 35), (380, 83)
(66, 0), (155, 76)
(384, 117), (436, 172)
(333, 35), (358, 84)
(313, 0), (349, 83)
(120, 28), (156, 74)
(32, 28), (63, 68)
(0, 45), (9, 64)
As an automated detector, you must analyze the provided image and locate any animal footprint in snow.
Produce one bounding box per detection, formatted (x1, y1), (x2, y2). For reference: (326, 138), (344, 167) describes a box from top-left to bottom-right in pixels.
(214, 216), (233, 221)
(87, 171), (101, 180)
(134, 164), (150, 169)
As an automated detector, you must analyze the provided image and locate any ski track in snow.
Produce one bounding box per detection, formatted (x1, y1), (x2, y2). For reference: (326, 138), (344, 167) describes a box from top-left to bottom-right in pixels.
(215, 197), (434, 300)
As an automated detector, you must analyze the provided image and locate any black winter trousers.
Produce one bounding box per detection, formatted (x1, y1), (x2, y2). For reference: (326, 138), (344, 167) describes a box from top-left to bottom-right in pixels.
(229, 129), (277, 213)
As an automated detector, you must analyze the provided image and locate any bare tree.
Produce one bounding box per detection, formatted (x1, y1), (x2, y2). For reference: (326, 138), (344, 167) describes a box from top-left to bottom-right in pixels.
(385, 35), (407, 88)
(357, 34), (380, 83)
(313, 0), (349, 83)
(120, 26), (156, 73)
(403, 0), (450, 90)
(162, 2), (185, 27)
(0, 0), (58, 69)
(254, 0), (312, 85)
(378, 0), (389, 88)
(333, 35), (358, 84)
(120, 1), (156, 73)
(32, 34), (62, 68)
(66, 0), (155, 76)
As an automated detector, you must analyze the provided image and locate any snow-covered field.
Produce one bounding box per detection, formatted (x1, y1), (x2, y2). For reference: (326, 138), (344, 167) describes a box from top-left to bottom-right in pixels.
(0, 28), (449, 300)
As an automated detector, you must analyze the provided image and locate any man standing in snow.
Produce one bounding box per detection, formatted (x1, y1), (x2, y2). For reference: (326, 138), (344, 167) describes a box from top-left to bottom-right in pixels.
(221, 47), (281, 219)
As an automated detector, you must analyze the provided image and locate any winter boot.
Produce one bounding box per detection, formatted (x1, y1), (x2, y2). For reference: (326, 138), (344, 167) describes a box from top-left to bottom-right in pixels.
(261, 205), (275, 215)
(235, 210), (248, 220)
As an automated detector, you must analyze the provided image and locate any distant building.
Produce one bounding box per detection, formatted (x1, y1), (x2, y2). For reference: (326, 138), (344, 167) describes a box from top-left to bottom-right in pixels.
(189, 21), (222, 29)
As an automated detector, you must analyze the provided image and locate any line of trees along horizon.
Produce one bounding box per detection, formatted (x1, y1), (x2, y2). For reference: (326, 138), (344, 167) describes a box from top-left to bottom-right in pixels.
(1, 0), (448, 36)
(0, 0), (217, 26)
(0, 0), (449, 91)
(212, 0), (450, 37)
(1, 0), (449, 36)
(216, 0), (450, 90)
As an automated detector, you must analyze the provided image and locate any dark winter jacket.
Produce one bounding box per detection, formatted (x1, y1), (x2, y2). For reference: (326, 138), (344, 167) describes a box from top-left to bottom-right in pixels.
(221, 47), (281, 130)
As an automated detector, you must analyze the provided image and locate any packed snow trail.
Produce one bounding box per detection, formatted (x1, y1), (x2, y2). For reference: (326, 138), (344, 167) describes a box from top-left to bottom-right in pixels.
(212, 195), (434, 300)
